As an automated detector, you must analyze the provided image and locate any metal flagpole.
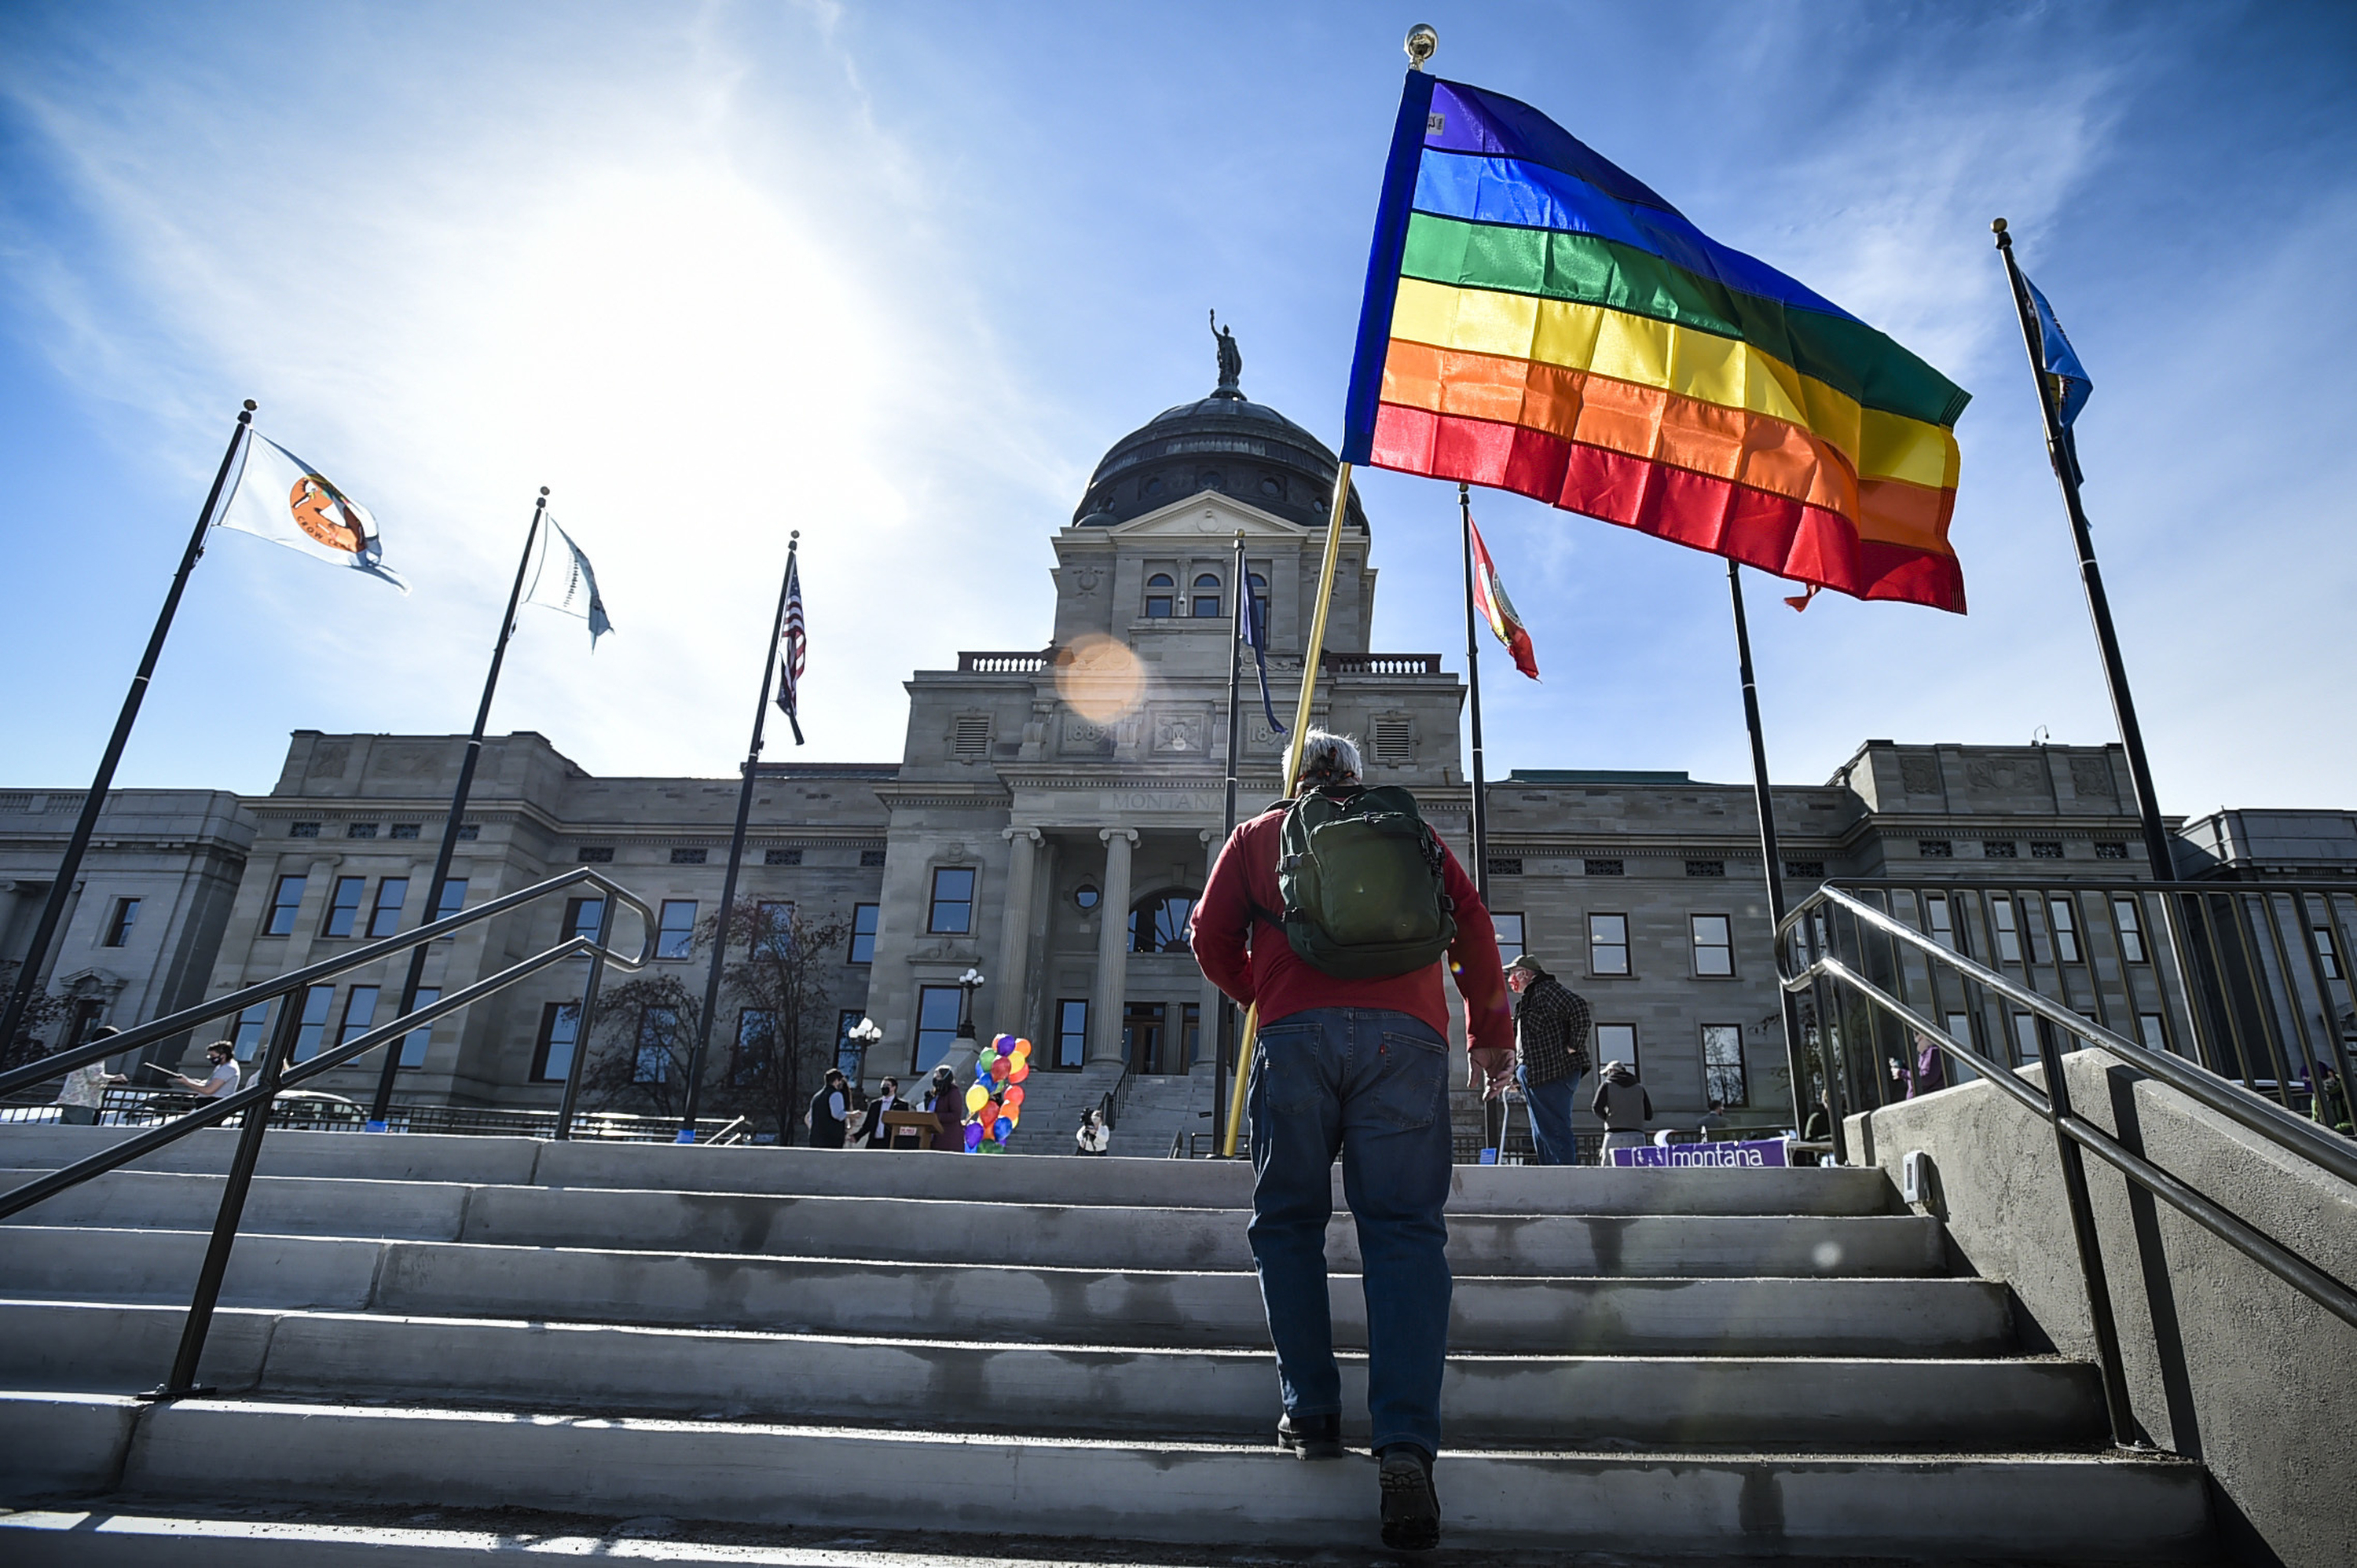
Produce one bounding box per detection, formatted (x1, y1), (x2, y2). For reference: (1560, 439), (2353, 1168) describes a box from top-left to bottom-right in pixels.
(1222, 466), (1353, 1156)
(678, 531), (800, 1142)
(1213, 530), (1248, 1158)
(1992, 218), (2175, 882)
(1458, 484), (1491, 906)
(367, 488), (548, 1127)
(1, 402), (255, 1061)
(1728, 561), (1813, 1134)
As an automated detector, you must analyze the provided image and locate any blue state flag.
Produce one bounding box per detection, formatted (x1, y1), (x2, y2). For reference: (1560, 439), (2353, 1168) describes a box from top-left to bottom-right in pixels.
(2022, 273), (2091, 485)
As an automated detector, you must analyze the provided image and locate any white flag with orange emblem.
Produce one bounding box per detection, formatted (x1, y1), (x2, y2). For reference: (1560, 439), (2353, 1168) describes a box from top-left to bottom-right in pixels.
(218, 431), (409, 592)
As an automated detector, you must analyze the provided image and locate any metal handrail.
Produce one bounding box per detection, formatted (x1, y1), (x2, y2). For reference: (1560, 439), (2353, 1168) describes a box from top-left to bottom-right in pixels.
(1791, 882), (2357, 1189)
(0, 865), (654, 1400)
(1780, 882), (2357, 1346)
(0, 867), (655, 1101)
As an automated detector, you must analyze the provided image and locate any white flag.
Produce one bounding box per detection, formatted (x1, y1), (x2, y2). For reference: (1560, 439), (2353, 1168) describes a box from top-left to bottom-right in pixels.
(526, 514), (613, 648)
(218, 431), (408, 592)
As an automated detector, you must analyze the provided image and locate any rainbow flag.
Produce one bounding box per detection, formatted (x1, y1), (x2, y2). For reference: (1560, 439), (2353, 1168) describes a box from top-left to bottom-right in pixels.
(1342, 75), (1971, 613)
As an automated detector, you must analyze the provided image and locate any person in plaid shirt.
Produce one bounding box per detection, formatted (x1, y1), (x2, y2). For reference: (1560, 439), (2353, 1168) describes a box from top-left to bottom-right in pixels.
(1506, 955), (1591, 1166)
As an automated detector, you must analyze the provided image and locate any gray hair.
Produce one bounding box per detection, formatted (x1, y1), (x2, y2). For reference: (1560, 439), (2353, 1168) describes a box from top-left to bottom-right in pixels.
(1296, 728), (1362, 786)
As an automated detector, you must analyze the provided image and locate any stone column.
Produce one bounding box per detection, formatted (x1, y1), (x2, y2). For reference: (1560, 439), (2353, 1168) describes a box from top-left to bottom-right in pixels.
(995, 827), (1042, 1042)
(1091, 827), (1138, 1064)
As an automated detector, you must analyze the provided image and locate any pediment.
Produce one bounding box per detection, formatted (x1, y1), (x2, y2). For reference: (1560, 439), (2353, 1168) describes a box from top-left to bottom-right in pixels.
(1107, 492), (1303, 540)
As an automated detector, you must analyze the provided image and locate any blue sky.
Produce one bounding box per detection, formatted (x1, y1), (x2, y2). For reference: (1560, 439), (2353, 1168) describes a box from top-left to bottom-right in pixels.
(4, 2), (2353, 815)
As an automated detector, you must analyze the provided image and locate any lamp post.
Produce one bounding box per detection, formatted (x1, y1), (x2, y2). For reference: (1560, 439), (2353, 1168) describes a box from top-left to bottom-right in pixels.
(954, 969), (987, 1041)
(841, 1016), (883, 1090)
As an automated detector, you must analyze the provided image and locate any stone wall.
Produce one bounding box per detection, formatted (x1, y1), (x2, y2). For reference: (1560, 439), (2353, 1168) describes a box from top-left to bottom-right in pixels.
(1850, 1052), (2357, 1567)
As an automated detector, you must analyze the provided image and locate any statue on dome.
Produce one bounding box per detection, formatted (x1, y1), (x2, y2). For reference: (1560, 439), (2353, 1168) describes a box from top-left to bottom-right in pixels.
(1210, 310), (1243, 392)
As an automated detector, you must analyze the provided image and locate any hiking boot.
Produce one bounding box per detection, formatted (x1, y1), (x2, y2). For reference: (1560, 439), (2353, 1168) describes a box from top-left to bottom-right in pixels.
(1376, 1442), (1440, 1551)
(1276, 1412), (1344, 1460)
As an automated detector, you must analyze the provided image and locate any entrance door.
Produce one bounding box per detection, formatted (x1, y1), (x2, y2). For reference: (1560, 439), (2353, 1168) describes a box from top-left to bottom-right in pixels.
(1123, 1002), (1164, 1075)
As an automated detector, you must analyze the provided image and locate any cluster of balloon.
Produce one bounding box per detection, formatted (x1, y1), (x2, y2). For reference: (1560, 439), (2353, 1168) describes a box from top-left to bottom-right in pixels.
(962, 1035), (1033, 1152)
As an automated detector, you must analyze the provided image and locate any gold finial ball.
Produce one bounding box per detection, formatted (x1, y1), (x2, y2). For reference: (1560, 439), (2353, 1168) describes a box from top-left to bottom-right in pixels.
(1990, 218), (2009, 234)
(1404, 24), (1438, 68)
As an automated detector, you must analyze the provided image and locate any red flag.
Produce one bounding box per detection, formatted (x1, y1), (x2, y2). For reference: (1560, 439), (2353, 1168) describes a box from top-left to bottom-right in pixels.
(1468, 513), (1540, 681)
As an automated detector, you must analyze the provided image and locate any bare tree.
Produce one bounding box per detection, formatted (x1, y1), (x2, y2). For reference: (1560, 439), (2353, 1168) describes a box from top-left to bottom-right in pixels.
(578, 900), (847, 1142)
(0, 962), (71, 1075)
(580, 973), (701, 1122)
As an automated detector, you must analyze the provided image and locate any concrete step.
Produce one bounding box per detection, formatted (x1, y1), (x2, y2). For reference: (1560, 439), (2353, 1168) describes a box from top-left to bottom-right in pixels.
(0, 1509), (2231, 1568)
(2, 1170), (1946, 1277)
(0, 1393), (2215, 1559)
(0, 1125), (1904, 1214)
(0, 1299), (2102, 1450)
(0, 1233), (2022, 1354)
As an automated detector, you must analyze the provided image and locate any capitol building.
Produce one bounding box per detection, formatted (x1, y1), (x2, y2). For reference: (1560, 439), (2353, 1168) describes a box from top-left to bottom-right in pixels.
(6, 355), (2311, 1148)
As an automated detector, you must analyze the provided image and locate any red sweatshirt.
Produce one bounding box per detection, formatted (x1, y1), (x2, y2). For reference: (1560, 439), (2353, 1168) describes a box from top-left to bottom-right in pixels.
(1191, 800), (1513, 1061)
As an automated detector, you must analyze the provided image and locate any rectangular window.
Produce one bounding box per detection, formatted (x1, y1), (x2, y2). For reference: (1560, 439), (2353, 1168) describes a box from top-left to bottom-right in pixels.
(577, 844), (614, 863)
(2313, 927), (2342, 981)
(2048, 897), (2082, 964)
(265, 874), (308, 936)
(2012, 1013), (2040, 1062)
(321, 876), (366, 938)
(1945, 1012), (1980, 1083)
(1486, 857), (1523, 878)
(2110, 898), (2147, 964)
(834, 1009), (867, 1077)
(335, 985), (380, 1057)
(291, 984), (335, 1063)
(231, 1002), (273, 1061)
(928, 866), (976, 934)
(1583, 859), (1624, 877)
(1056, 998), (1089, 1069)
(1981, 841), (2018, 858)
(732, 1009), (776, 1084)
(1183, 1002), (1201, 1068)
(764, 848), (802, 866)
(1925, 892), (1957, 951)
(1589, 913), (1629, 976)
(1701, 1024), (1747, 1108)
(103, 897), (140, 947)
(860, 849), (887, 867)
(1594, 1022), (1638, 1075)
(1691, 914), (1734, 977)
(433, 878), (468, 924)
(657, 899), (697, 959)
(398, 987), (438, 1068)
(752, 901), (795, 958)
(1684, 859), (1725, 877)
(2137, 1013), (2168, 1052)
(635, 1006), (679, 1083)
(2095, 842), (2128, 860)
(671, 847), (707, 865)
(532, 1002), (580, 1082)
(391, 824), (422, 841)
(848, 903), (879, 964)
(1991, 896), (2023, 963)
(564, 896), (606, 943)
(914, 984), (963, 1070)
(346, 822), (378, 839)
(1783, 860), (1826, 878)
(1491, 912), (1525, 964)
(2029, 841), (2064, 860)
(367, 877), (409, 939)
(289, 822), (321, 838)
(1918, 840), (1954, 859)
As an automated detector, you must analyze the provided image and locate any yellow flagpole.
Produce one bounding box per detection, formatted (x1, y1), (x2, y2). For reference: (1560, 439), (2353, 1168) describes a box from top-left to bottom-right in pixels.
(1221, 462), (1354, 1156)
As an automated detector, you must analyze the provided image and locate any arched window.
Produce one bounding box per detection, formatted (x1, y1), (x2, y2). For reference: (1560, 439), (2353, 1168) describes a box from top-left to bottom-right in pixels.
(1192, 573), (1222, 619)
(1129, 888), (1197, 954)
(1144, 573), (1174, 617)
(1248, 572), (1270, 632)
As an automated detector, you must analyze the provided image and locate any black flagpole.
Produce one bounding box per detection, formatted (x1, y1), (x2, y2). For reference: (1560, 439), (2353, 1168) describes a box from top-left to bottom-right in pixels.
(1458, 484), (1491, 906)
(679, 530), (799, 1141)
(1213, 529), (1247, 1157)
(2, 400), (253, 1061)
(1993, 218), (2176, 881)
(365, 487), (548, 1127)
(1728, 561), (1812, 1134)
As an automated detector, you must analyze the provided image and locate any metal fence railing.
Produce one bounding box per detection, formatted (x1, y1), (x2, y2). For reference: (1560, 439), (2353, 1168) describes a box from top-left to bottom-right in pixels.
(1781, 877), (2357, 1453)
(0, 1085), (742, 1143)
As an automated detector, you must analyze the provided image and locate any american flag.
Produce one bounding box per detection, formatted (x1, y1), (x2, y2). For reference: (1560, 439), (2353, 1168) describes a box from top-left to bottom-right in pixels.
(775, 548), (806, 742)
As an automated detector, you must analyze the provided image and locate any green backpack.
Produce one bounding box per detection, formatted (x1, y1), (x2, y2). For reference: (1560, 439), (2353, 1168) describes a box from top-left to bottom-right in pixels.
(1266, 784), (1458, 979)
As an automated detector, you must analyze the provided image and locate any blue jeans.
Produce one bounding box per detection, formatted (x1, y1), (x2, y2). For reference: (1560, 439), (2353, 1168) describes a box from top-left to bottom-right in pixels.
(1516, 1062), (1582, 1166)
(1247, 1006), (1453, 1457)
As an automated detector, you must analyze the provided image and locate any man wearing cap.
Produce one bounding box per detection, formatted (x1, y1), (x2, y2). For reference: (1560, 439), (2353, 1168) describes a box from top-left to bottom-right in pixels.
(1505, 956), (1591, 1166)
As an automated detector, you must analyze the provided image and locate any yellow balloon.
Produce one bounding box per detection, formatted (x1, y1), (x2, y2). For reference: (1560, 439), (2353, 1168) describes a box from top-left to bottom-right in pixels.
(964, 1083), (990, 1114)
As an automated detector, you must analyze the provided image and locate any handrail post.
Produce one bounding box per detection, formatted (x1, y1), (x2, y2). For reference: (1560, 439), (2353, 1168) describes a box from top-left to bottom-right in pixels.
(145, 981), (304, 1400)
(553, 892), (615, 1141)
(2032, 1013), (2139, 1447)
